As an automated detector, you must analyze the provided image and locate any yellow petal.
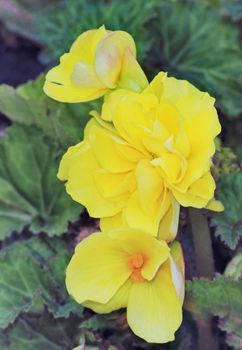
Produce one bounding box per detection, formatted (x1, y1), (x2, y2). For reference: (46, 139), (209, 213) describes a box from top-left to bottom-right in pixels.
(109, 229), (170, 281)
(206, 199), (224, 212)
(66, 232), (131, 304)
(83, 278), (133, 313)
(153, 153), (182, 184)
(113, 100), (152, 154)
(44, 53), (107, 103)
(127, 260), (182, 343)
(59, 141), (124, 217)
(95, 31), (136, 89)
(70, 61), (104, 89)
(117, 48), (148, 92)
(170, 241), (185, 302)
(88, 121), (140, 173)
(158, 196), (180, 242)
(173, 172), (216, 208)
(100, 212), (126, 232)
(135, 159), (163, 211)
(125, 185), (174, 236)
(170, 241), (184, 276)
(125, 191), (162, 236)
(94, 170), (135, 200)
(70, 26), (106, 63)
(101, 89), (136, 121)
(142, 71), (167, 101)
(57, 141), (84, 181)
(161, 74), (220, 189)
(43, 26), (110, 102)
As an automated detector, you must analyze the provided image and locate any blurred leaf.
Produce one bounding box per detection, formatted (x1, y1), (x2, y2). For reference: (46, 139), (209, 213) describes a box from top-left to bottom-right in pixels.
(0, 318), (61, 350)
(223, 0), (242, 21)
(225, 119), (242, 161)
(212, 172), (242, 249)
(0, 76), (89, 152)
(36, 0), (152, 64)
(0, 237), (81, 329)
(186, 276), (242, 350)
(0, 124), (82, 239)
(0, 0), (37, 42)
(12, 0), (59, 12)
(148, 2), (242, 117)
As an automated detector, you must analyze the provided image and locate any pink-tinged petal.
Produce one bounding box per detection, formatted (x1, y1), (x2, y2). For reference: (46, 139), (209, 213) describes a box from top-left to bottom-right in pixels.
(118, 48), (148, 92)
(95, 31), (136, 88)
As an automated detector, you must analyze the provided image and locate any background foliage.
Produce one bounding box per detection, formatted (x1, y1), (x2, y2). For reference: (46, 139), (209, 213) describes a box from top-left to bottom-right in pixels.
(0, 0), (241, 349)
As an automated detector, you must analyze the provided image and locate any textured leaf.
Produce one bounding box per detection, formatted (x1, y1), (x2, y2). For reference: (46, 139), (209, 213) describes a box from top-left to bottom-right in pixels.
(225, 252), (242, 281)
(0, 124), (82, 239)
(212, 172), (242, 249)
(0, 76), (90, 152)
(148, 2), (242, 117)
(0, 237), (81, 329)
(186, 275), (242, 350)
(0, 318), (61, 350)
(0, 310), (80, 350)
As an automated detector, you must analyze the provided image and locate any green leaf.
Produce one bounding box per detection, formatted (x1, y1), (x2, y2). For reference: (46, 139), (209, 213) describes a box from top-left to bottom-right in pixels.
(0, 124), (82, 239)
(0, 76), (90, 152)
(225, 252), (242, 281)
(0, 318), (61, 350)
(0, 310), (81, 350)
(36, 0), (152, 64)
(212, 172), (242, 249)
(0, 237), (81, 329)
(186, 275), (242, 350)
(148, 2), (242, 117)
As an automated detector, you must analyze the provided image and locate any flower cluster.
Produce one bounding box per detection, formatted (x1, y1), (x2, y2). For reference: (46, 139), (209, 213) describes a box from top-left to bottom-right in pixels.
(44, 26), (222, 343)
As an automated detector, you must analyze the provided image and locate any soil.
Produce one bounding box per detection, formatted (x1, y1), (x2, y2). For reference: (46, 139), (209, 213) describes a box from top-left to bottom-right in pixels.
(0, 27), (44, 86)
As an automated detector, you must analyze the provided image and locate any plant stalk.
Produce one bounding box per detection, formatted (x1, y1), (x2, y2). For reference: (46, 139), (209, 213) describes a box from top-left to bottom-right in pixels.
(188, 208), (218, 350)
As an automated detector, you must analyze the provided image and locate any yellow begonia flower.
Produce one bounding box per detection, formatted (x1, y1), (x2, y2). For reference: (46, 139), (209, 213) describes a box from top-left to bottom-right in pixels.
(43, 26), (148, 103)
(58, 72), (221, 238)
(66, 229), (184, 343)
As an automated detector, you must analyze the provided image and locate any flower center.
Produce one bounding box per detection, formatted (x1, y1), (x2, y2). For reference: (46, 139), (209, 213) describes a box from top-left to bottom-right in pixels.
(127, 253), (145, 282)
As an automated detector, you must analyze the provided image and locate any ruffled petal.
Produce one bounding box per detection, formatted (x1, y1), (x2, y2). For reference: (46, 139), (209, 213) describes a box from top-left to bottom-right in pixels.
(125, 191), (162, 235)
(135, 160), (163, 211)
(113, 100), (153, 154)
(58, 141), (124, 217)
(88, 121), (141, 173)
(172, 171), (216, 208)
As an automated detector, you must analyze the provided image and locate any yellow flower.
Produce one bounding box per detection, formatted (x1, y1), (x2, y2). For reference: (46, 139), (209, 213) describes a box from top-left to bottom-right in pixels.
(66, 229), (184, 343)
(58, 72), (221, 239)
(43, 26), (148, 103)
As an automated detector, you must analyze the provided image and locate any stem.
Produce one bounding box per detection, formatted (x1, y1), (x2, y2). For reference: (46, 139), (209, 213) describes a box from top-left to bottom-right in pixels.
(188, 208), (218, 350)
(188, 208), (215, 278)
